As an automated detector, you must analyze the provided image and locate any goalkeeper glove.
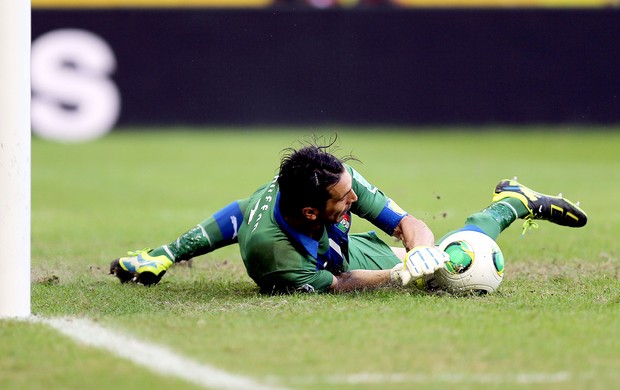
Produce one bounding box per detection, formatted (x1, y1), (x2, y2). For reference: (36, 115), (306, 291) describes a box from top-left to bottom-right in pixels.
(391, 246), (450, 286)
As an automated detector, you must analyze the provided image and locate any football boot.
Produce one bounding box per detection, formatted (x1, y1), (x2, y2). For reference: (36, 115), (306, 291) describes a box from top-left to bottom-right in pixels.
(493, 178), (587, 228)
(109, 249), (173, 286)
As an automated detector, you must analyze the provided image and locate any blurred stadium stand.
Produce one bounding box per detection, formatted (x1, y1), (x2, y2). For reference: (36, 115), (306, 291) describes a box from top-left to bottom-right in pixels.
(31, 0), (620, 138)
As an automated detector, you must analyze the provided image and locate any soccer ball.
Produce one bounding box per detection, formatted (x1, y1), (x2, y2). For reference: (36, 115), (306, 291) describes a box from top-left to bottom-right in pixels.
(433, 230), (505, 294)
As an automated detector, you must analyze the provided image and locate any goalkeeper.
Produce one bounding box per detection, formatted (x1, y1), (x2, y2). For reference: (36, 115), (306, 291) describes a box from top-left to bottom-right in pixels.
(110, 142), (587, 293)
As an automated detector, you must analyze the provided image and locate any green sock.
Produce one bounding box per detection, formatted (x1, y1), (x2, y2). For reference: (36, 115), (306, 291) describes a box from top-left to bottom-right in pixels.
(148, 200), (250, 262)
(149, 215), (240, 262)
(496, 197), (529, 218)
(437, 199), (530, 245)
(462, 200), (526, 240)
(150, 223), (214, 262)
(149, 246), (174, 260)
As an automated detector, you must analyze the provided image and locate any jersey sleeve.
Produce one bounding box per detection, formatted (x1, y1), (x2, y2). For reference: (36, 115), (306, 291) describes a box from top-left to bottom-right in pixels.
(347, 165), (409, 236)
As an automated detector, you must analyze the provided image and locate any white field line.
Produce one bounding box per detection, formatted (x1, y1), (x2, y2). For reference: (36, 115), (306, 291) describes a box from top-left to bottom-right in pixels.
(29, 316), (573, 388)
(284, 371), (572, 385)
(32, 316), (288, 390)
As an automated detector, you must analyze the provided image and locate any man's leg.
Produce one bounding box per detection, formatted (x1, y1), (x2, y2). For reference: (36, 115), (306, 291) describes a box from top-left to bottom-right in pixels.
(451, 177), (588, 241)
(438, 178), (588, 266)
(348, 232), (403, 270)
(110, 199), (250, 285)
(408, 179), (588, 290)
(150, 199), (249, 261)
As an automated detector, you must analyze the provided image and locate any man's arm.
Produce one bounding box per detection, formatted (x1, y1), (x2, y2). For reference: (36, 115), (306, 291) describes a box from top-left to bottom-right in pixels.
(328, 244), (450, 292)
(392, 214), (435, 251)
(328, 269), (392, 293)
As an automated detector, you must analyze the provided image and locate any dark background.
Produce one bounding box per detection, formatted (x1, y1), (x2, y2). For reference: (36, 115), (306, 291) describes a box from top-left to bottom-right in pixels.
(32, 9), (620, 126)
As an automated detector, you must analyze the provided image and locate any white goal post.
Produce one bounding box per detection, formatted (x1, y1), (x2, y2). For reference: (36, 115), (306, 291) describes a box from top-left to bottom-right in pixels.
(0, 0), (31, 318)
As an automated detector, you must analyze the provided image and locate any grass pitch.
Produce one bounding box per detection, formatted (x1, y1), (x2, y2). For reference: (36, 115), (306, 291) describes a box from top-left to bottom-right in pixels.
(2, 127), (620, 389)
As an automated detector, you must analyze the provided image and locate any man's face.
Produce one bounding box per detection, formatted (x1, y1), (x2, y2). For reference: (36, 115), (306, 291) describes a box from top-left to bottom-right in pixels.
(322, 169), (358, 224)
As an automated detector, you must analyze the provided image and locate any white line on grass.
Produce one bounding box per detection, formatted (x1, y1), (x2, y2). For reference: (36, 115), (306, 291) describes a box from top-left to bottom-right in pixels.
(33, 316), (287, 390)
(30, 316), (573, 389)
(285, 371), (571, 385)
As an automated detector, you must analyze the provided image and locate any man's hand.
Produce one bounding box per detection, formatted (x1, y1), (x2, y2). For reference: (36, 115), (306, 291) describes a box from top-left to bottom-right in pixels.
(391, 246), (450, 286)
(393, 215), (435, 251)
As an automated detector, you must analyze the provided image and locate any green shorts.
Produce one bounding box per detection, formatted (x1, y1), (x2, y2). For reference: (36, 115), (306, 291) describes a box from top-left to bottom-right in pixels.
(348, 232), (401, 271)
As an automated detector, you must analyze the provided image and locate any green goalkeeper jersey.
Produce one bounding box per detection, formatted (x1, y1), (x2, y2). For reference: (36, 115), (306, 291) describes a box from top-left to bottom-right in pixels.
(237, 165), (408, 293)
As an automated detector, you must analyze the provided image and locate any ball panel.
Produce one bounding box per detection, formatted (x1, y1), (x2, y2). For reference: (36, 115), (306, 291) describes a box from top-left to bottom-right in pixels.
(444, 241), (473, 273)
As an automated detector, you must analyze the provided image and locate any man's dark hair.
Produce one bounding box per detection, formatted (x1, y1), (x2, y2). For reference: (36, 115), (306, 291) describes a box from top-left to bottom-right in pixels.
(278, 139), (356, 217)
